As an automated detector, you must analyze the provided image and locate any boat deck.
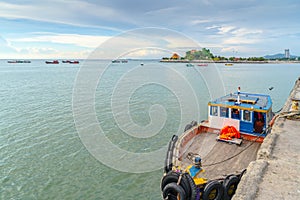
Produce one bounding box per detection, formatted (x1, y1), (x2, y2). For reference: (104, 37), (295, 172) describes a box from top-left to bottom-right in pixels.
(179, 132), (261, 180)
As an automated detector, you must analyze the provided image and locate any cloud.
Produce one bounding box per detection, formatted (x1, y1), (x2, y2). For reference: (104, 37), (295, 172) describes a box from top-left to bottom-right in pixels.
(0, 0), (299, 58)
(11, 33), (111, 48)
(0, 35), (18, 54)
(223, 37), (260, 45)
(0, 1), (125, 30)
(206, 25), (220, 30)
(218, 26), (236, 34)
(190, 19), (211, 26)
(232, 28), (263, 37)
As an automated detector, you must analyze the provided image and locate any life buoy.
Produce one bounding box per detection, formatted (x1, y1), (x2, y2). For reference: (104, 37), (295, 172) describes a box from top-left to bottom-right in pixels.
(162, 182), (186, 200)
(202, 180), (224, 200)
(223, 175), (240, 200)
(161, 171), (196, 200)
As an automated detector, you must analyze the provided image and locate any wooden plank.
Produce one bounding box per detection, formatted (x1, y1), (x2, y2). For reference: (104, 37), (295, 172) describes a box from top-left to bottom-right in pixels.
(216, 136), (243, 145)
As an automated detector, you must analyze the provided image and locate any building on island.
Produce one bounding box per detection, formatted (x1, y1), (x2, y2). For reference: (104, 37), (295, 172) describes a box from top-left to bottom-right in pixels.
(170, 53), (180, 60)
(285, 49), (290, 59)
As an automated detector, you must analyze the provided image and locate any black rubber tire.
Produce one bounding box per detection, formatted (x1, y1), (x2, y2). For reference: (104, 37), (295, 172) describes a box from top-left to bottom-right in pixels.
(190, 120), (198, 127)
(167, 135), (178, 152)
(161, 171), (191, 198)
(162, 182), (186, 200)
(223, 175), (240, 200)
(164, 150), (173, 173)
(183, 173), (198, 200)
(184, 124), (193, 132)
(202, 180), (224, 200)
(164, 135), (178, 173)
(238, 169), (246, 180)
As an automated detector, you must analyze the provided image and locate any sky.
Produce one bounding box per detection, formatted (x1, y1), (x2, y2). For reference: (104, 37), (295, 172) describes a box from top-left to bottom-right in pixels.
(0, 0), (300, 59)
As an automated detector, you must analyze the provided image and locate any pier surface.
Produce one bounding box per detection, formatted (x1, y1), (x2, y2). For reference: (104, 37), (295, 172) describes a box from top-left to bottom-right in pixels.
(233, 78), (300, 200)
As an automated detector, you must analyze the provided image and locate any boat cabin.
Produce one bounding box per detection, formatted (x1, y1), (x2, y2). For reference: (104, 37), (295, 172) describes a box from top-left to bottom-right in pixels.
(207, 90), (272, 137)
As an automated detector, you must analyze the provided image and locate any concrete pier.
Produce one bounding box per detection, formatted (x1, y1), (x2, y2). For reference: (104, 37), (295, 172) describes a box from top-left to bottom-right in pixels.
(233, 78), (300, 200)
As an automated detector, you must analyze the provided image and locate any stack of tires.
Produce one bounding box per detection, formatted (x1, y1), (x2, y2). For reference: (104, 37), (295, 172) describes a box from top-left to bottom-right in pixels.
(161, 172), (243, 200)
(161, 171), (197, 200)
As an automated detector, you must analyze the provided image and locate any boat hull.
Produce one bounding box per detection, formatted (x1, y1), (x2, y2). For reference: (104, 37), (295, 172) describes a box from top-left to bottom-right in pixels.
(161, 123), (263, 200)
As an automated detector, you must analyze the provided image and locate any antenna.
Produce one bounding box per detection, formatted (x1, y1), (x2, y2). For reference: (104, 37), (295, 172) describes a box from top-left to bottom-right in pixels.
(237, 87), (241, 105)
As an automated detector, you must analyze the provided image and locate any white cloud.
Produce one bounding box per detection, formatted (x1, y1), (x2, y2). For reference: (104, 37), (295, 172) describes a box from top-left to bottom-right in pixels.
(218, 26), (236, 34)
(206, 25), (220, 30)
(223, 37), (260, 45)
(232, 28), (263, 36)
(190, 19), (211, 26)
(10, 34), (111, 48)
(0, 1), (123, 30)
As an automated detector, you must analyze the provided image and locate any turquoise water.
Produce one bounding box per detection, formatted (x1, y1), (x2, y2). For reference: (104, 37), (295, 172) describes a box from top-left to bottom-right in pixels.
(1, 60), (300, 199)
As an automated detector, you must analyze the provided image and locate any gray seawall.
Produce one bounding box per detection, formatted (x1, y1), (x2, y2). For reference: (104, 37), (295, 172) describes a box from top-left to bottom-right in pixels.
(233, 78), (300, 200)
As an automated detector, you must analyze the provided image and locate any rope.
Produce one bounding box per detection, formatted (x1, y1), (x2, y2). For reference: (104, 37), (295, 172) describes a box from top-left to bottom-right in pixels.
(277, 110), (300, 120)
(201, 127), (271, 167)
(274, 107), (283, 114)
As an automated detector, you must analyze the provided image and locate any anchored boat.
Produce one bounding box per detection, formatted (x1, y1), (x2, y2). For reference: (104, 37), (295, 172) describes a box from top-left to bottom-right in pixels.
(45, 60), (59, 64)
(161, 88), (273, 200)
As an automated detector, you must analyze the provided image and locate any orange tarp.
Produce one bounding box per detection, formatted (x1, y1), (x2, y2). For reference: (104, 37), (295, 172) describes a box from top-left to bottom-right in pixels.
(219, 126), (241, 140)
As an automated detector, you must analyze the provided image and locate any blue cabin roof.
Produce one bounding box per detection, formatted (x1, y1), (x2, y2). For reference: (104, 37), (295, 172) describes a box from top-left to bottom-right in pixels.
(209, 92), (272, 112)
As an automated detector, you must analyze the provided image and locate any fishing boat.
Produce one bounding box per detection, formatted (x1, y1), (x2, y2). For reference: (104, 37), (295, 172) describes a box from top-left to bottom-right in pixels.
(112, 59), (128, 63)
(161, 87), (274, 200)
(69, 60), (79, 64)
(7, 60), (31, 63)
(197, 64), (208, 67)
(62, 60), (79, 64)
(186, 63), (194, 67)
(45, 60), (59, 64)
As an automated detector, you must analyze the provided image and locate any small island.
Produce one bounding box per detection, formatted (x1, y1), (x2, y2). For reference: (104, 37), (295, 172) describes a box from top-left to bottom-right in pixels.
(161, 48), (300, 64)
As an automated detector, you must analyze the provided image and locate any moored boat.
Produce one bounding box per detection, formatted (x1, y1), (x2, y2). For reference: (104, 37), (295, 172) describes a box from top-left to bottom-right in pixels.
(161, 87), (274, 200)
(69, 60), (79, 64)
(45, 60), (59, 64)
(112, 59), (128, 63)
(186, 63), (194, 67)
(7, 60), (31, 63)
(225, 63), (233, 66)
(62, 60), (79, 64)
(197, 63), (208, 67)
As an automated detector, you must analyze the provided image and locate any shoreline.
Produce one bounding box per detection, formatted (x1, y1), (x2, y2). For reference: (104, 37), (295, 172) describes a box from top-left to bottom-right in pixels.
(160, 59), (300, 64)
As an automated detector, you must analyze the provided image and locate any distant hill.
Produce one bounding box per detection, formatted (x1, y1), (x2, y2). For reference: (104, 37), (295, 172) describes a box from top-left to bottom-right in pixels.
(264, 53), (298, 59)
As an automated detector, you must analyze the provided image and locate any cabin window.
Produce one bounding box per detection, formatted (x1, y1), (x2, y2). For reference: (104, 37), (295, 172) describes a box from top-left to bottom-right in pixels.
(220, 107), (229, 118)
(231, 108), (240, 119)
(210, 106), (218, 116)
(242, 110), (251, 122)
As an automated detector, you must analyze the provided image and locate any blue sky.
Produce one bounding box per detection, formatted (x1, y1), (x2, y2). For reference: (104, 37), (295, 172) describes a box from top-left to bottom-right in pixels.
(0, 0), (300, 59)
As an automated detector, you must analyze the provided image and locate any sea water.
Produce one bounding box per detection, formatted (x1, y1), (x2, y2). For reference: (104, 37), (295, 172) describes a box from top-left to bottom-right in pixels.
(1, 60), (299, 199)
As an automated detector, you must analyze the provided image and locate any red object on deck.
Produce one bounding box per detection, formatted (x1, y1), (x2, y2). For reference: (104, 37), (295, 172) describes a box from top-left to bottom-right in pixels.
(219, 126), (241, 140)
